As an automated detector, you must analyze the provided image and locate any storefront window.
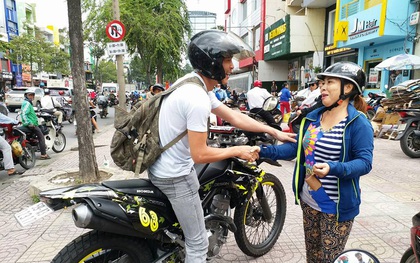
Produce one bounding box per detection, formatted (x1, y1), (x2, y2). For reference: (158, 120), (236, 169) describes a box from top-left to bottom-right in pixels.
(365, 60), (382, 89)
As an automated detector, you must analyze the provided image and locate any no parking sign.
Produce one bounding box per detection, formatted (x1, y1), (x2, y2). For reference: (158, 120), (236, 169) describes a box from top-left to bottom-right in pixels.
(105, 20), (126, 42)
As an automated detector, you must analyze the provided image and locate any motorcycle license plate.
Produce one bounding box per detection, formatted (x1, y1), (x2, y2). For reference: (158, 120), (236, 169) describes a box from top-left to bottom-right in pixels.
(14, 202), (53, 227)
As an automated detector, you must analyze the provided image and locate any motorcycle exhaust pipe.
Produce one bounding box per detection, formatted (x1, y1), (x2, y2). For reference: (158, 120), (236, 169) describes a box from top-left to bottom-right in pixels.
(72, 204), (141, 238)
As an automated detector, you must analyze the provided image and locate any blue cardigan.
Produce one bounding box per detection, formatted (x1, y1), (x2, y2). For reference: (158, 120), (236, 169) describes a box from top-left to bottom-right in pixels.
(259, 104), (374, 221)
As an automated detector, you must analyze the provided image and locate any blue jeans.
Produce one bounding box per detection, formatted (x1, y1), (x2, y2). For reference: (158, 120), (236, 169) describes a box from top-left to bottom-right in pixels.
(148, 168), (208, 263)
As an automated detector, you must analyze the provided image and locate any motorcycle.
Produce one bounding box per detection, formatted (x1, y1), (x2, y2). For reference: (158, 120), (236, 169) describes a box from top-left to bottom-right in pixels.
(247, 96), (283, 131)
(17, 109), (67, 153)
(59, 100), (74, 123)
(108, 93), (119, 107)
(0, 123), (36, 169)
(366, 92), (386, 120)
(395, 109), (420, 158)
(400, 212), (420, 263)
(97, 96), (109, 118)
(34, 158), (286, 262)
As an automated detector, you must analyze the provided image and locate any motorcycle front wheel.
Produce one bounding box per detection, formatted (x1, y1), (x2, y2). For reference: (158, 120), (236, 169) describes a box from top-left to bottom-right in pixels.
(52, 131), (66, 153)
(51, 230), (153, 263)
(68, 113), (74, 124)
(233, 173), (287, 257)
(400, 127), (420, 158)
(400, 247), (416, 263)
(19, 145), (36, 169)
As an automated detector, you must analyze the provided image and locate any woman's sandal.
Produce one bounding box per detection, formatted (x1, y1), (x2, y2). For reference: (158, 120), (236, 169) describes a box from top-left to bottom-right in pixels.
(40, 155), (51, 160)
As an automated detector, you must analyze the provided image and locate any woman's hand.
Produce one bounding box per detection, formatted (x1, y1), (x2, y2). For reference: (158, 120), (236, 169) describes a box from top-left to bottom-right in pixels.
(313, 163), (330, 178)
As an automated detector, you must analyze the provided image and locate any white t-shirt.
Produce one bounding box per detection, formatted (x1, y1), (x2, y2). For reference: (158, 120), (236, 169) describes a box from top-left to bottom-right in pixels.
(300, 88), (320, 108)
(148, 73), (222, 179)
(247, 87), (272, 110)
(41, 95), (62, 109)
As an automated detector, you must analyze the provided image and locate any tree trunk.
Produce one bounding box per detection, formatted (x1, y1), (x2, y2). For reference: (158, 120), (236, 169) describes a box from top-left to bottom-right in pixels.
(67, 0), (100, 182)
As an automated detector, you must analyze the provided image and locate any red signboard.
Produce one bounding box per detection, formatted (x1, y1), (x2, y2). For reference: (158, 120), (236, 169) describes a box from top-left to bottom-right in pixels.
(105, 20), (126, 42)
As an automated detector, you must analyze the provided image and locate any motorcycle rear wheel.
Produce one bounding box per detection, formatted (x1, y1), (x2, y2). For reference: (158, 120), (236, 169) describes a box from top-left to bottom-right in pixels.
(51, 230), (153, 263)
(19, 145), (36, 169)
(400, 127), (420, 158)
(52, 131), (66, 153)
(400, 247), (416, 263)
(233, 173), (287, 257)
(68, 113), (74, 124)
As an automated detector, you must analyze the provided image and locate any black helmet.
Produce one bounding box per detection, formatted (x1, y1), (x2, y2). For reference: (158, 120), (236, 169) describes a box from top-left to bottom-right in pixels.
(317, 62), (366, 94)
(307, 78), (318, 85)
(44, 88), (50, 95)
(188, 30), (254, 81)
(152, 83), (165, 92)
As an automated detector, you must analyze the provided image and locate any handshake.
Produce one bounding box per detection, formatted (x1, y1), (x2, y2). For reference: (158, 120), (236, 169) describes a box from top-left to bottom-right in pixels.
(237, 145), (260, 163)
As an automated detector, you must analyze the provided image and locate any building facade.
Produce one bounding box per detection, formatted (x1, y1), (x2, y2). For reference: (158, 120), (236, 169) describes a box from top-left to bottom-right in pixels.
(332, 0), (417, 95)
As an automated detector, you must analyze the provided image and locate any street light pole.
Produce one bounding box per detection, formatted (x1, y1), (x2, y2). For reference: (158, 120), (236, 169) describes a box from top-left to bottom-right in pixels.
(112, 0), (126, 109)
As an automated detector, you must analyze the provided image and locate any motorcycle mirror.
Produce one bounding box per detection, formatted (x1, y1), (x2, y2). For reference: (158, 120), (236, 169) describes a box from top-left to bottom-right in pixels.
(333, 249), (380, 263)
(262, 96), (278, 111)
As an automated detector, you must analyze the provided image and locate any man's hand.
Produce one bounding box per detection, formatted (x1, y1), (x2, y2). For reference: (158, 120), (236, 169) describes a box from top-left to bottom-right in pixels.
(235, 145), (260, 163)
(270, 128), (297, 143)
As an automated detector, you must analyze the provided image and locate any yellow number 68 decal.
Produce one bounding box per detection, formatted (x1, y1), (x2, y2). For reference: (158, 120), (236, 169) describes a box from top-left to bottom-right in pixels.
(139, 207), (159, 232)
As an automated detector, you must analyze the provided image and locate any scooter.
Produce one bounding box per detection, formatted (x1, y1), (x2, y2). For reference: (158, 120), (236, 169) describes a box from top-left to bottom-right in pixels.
(400, 212), (420, 263)
(0, 123), (36, 170)
(395, 109), (420, 158)
(97, 96), (108, 118)
(59, 100), (74, 123)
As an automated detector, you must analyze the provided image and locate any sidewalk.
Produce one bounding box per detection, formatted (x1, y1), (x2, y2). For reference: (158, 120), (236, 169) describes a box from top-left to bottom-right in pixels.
(0, 127), (419, 262)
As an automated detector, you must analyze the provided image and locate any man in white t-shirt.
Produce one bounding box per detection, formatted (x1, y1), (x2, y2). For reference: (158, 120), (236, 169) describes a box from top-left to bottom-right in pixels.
(40, 88), (63, 125)
(247, 79), (277, 127)
(148, 30), (296, 263)
(300, 78), (320, 109)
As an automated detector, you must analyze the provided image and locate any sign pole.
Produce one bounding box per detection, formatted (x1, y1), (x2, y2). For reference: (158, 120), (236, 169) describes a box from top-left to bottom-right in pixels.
(112, 0), (126, 110)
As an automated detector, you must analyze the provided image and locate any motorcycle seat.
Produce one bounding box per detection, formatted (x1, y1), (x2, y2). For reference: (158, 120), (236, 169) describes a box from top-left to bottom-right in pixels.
(40, 109), (55, 114)
(102, 179), (167, 199)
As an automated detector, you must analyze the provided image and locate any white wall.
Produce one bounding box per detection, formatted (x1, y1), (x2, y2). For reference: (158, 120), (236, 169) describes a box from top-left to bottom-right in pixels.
(258, 60), (288, 81)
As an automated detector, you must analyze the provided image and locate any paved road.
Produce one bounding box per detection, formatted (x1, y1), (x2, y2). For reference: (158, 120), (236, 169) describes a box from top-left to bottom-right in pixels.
(0, 130), (419, 263)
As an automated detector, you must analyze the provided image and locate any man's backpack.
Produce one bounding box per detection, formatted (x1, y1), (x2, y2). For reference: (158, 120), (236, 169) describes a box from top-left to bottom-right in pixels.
(110, 76), (205, 175)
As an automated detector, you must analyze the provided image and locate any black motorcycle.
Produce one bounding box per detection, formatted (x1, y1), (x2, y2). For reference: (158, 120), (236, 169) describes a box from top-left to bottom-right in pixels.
(39, 158), (287, 262)
(395, 109), (420, 158)
(400, 212), (420, 263)
(97, 96), (109, 118)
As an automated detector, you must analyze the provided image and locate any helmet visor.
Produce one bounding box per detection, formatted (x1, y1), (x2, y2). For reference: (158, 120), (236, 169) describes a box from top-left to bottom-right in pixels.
(223, 31), (255, 61)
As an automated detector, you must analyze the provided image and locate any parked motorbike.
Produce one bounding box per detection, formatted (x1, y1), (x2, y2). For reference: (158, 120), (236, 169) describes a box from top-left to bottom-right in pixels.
(366, 92), (386, 120)
(400, 212), (420, 263)
(35, 158), (286, 262)
(0, 123), (36, 169)
(395, 109), (420, 158)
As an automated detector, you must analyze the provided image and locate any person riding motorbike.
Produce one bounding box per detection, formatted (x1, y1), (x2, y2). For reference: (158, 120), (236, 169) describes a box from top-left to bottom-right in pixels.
(246, 80), (279, 129)
(20, 89), (50, 160)
(40, 89), (63, 126)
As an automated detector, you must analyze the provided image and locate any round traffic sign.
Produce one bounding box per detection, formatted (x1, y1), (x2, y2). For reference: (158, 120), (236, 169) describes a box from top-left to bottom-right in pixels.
(105, 20), (126, 42)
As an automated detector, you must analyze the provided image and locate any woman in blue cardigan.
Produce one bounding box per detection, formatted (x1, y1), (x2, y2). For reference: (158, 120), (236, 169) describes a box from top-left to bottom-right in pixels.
(258, 62), (374, 262)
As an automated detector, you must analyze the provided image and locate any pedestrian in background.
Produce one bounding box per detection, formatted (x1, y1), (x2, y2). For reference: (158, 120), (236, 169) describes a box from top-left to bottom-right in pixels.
(271, 80), (278, 95)
(279, 83), (292, 116)
(257, 61), (373, 262)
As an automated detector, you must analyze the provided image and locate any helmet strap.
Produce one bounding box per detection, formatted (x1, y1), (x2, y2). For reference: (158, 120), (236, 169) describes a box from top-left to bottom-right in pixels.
(324, 80), (349, 111)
